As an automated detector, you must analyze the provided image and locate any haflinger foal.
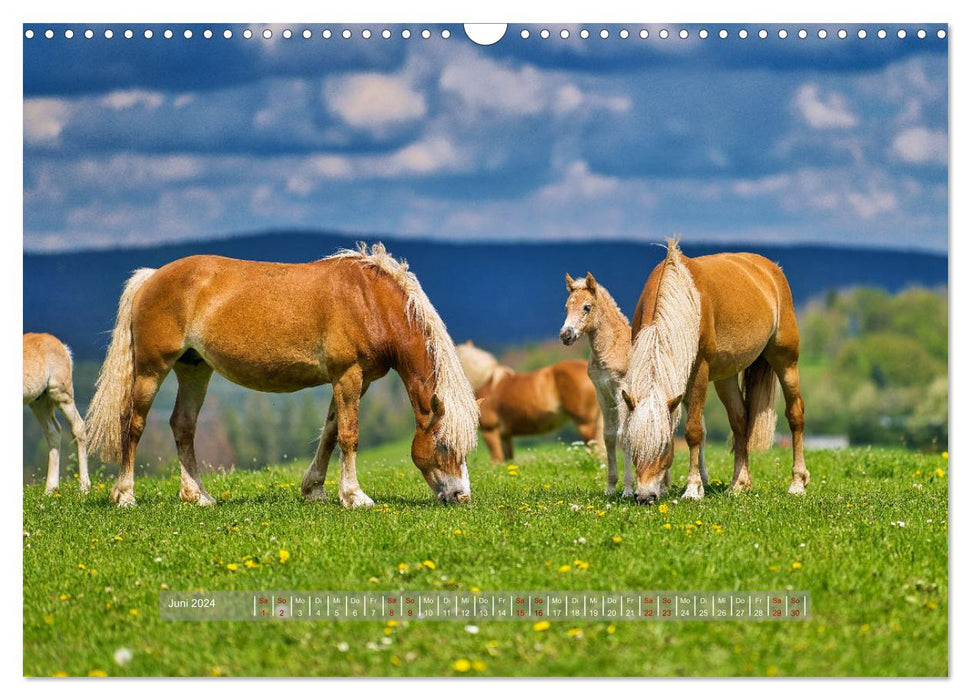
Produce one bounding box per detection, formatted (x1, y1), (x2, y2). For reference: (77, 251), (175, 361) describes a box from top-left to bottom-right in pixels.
(456, 341), (605, 464)
(622, 239), (809, 504)
(23, 333), (90, 494)
(86, 243), (479, 508)
(561, 272), (708, 498)
(560, 273), (636, 497)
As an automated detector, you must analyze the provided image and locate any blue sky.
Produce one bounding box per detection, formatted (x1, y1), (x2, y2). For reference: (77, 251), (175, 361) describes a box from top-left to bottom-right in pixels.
(23, 23), (948, 252)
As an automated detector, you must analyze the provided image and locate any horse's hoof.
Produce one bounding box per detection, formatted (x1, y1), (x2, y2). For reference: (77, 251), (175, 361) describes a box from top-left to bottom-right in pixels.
(621, 487), (635, 499)
(44, 487), (58, 496)
(682, 483), (705, 500)
(340, 491), (375, 509)
(604, 485), (617, 496)
(304, 486), (328, 503)
(196, 492), (217, 506)
(111, 489), (136, 508)
(79, 481), (91, 495)
(788, 482), (807, 496)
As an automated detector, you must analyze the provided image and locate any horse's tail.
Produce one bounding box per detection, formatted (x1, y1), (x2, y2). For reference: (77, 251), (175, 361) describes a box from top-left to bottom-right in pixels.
(742, 354), (778, 452)
(85, 268), (156, 463)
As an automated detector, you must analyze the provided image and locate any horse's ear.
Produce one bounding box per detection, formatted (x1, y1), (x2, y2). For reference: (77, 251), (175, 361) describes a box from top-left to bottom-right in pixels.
(585, 272), (597, 292)
(431, 394), (445, 419)
(622, 390), (637, 412)
(667, 394), (683, 414)
(476, 397), (485, 407)
(565, 273), (575, 291)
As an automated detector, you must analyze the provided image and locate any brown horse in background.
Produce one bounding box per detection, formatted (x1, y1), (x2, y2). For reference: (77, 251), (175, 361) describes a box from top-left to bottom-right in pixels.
(23, 333), (89, 494)
(456, 342), (605, 463)
(86, 243), (479, 508)
(622, 239), (809, 504)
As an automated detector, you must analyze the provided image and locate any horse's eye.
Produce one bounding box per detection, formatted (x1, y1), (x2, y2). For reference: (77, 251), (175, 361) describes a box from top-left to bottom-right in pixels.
(583, 304), (592, 313)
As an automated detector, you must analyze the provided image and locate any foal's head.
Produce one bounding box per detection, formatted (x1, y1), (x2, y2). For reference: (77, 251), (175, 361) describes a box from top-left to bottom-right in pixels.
(411, 394), (472, 504)
(560, 273), (601, 345)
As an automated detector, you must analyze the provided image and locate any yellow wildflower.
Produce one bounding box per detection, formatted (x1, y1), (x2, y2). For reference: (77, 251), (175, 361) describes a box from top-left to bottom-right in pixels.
(390, 655), (401, 667)
(935, 468), (945, 478)
(369, 576), (380, 584)
(278, 549), (290, 564)
(472, 660), (486, 672)
(59, 594), (70, 601)
(88, 670), (108, 677)
(452, 659), (471, 673)
(422, 559), (436, 570)
(792, 562), (802, 570)
(52, 671), (68, 677)
(387, 620), (399, 628)
(397, 562), (409, 573)
(44, 614), (54, 625)
(942, 451), (948, 459)
(221, 491), (231, 500)
(558, 564), (571, 573)
(77, 563), (86, 570)
(567, 628), (583, 638)
(129, 609), (138, 616)
(662, 523), (672, 530)
(226, 563), (238, 572)
(533, 620), (550, 632)
(658, 504), (669, 514)
(607, 624), (616, 634)
(612, 535), (623, 544)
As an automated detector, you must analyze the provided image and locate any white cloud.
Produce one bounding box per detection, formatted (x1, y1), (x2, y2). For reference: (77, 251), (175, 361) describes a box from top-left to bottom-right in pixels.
(537, 161), (622, 204)
(23, 98), (70, 145)
(732, 174), (792, 198)
(846, 190), (898, 220)
(892, 127), (947, 165)
(326, 73), (426, 130)
(100, 89), (165, 111)
(441, 55), (546, 117)
(793, 84), (859, 129)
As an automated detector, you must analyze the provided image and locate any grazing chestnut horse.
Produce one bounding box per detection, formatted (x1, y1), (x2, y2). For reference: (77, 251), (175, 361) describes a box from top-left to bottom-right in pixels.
(562, 272), (708, 498)
(23, 333), (90, 494)
(86, 243), (479, 508)
(621, 239), (809, 504)
(455, 341), (605, 463)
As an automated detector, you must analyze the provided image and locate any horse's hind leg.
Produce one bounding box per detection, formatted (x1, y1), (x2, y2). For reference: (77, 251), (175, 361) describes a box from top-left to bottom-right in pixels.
(30, 396), (61, 495)
(113, 371), (167, 507)
(49, 385), (89, 494)
(171, 360), (215, 505)
(774, 360), (809, 494)
(501, 435), (514, 461)
(301, 396), (338, 502)
(334, 366), (373, 508)
(715, 375), (751, 493)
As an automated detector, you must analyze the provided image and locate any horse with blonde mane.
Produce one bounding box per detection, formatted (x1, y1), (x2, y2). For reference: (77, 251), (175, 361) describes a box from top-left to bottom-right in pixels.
(23, 332), (90, 494)
(622, 239), (809, 504)
(86, 243), (479, 508)
(456, 341), (605, 464)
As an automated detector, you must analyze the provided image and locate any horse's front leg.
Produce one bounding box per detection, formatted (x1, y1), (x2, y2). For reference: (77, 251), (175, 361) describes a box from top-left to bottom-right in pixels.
(301, 397), (337, 503)
(682, 363), (710, 500)
(334, 367), (374, 509)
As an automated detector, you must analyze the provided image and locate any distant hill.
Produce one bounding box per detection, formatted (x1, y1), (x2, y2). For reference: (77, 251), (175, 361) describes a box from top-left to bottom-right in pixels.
(24, 231), (947, 360)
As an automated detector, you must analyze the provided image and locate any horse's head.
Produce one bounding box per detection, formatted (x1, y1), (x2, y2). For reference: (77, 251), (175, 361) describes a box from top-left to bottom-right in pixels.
(622, 388), (682, 504)
(561, 273), (600, 345)
(411, 394), (472, 504)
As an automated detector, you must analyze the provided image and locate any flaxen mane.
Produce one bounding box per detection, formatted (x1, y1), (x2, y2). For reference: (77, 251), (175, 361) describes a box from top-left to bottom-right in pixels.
(623, 239), (702, 465)
(329, 243), (479, 456)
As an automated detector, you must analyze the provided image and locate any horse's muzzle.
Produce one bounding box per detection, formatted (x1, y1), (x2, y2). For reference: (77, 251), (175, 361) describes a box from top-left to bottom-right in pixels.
(560, 326), (578, 345)
(437, 487), (471, 505)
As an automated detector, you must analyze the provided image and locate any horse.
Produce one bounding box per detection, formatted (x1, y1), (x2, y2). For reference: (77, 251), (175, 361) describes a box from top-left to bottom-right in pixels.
(23, 333), (90, 494)
(561, 272), (709, 498)
(455, 341), (605, 464)
(559, 272), (636, 497)
(85, 243), (479, 508)
(621, 239), (809, 504)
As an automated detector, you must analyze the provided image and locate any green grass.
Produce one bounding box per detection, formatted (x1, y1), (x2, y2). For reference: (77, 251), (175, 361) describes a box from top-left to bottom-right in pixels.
(23, 440), (948, 677)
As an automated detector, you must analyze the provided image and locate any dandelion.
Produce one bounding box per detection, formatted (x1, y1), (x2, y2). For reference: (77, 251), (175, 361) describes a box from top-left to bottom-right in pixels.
(942, 451), (948, 459)
(77, 563), (86, 570)
(44, 614), (54, 625)
(390, 655), (401, 666)
(574, 560), (589, 570)
(59, 594), (70, 602)
(129, 609), (139, 616)
(397, 562), (409, 573)
(662, 523), (672, 530)
(533, 620), (551, 632)
(452, 658), (472, 672)
(606, 624), (616, 634)
(470, 586), (481, 593)
(611, 535), (623, 544)
(113, 535), (123, 542)
(422, 559), (436, 570)
(278, 549), (291, 564)
(935, 468), (945, 478)
(658, 504), (669, 514)
(52, 671), (69, 677)
(226, 563), (238, 572)
(368, 576), (380, 584)
(453, 529), (465, 535)
(567, 628), (583, 638)
(791, 562), (802, 570)
(472, 660), (486, 672)
(88, 670), (108, 677)
(558, 564), (571, 573)
(244, 560), (259, 569)
(221, 491), (231, 501)
(113, 648), (133, 666)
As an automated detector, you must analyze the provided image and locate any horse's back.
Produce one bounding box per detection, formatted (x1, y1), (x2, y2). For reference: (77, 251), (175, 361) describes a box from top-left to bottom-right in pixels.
(551, 359), (600, 422)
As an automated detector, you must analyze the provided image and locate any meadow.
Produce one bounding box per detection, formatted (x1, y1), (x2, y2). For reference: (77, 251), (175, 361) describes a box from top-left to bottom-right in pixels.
(23, 440), (948, 677)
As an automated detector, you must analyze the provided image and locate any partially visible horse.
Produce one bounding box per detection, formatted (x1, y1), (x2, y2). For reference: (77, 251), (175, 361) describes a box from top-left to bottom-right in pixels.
(86, 243), (479, 508)
(23, 333), (90, 494)
(562, 272), (708, 498)
(455, 341), (605, 464)
(622, 239), (809, 504)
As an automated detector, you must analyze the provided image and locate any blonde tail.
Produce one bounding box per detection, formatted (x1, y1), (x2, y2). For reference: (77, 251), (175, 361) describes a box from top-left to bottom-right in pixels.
(85, 268), (156, 463)
(743, 355), (778, 451)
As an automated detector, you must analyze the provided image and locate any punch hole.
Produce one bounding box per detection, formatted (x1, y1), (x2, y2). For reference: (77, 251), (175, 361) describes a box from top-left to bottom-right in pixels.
(184, 29), (193, 39)
(521, 29), (529, 39)
(738, 29), (748, 39)
(282, 29), (292, 39)
(24, 29), (34, 39)
(937, 29), (946, 39)
(639, 29), (648, 39)
(402, 29), (411, 39)
(362, 29), (372, 39)
(758, 29), (768, 39)
(64, 29), (74, 39)
(105, 29), (113, 39)
(124, 29), (133, 39)
(421, 29), (431, 39)
(680, 29), (689, 40)
(541, 29), (550, 39)
(877, 29), (887, 39)
(600, 29), (609, 39)
(243, 29), (253, 39)
(382, 29), (391, 39)
(699, 29), (709, 39)
(779, 29), (788, 39)
(719, 29), (728, 39)
(164, 29), (173, 39)
(561, 29), (570, 39)
(818, 29), (827, 39)
(659, 29), (669, 39)
(323, 29), (332, 39)
(464, 24), (507, 46)
(580, 29), (590, 39)
(619, 29), (629, 39)
(838, 29), (847, 39)
(442, 29), (451, 39)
